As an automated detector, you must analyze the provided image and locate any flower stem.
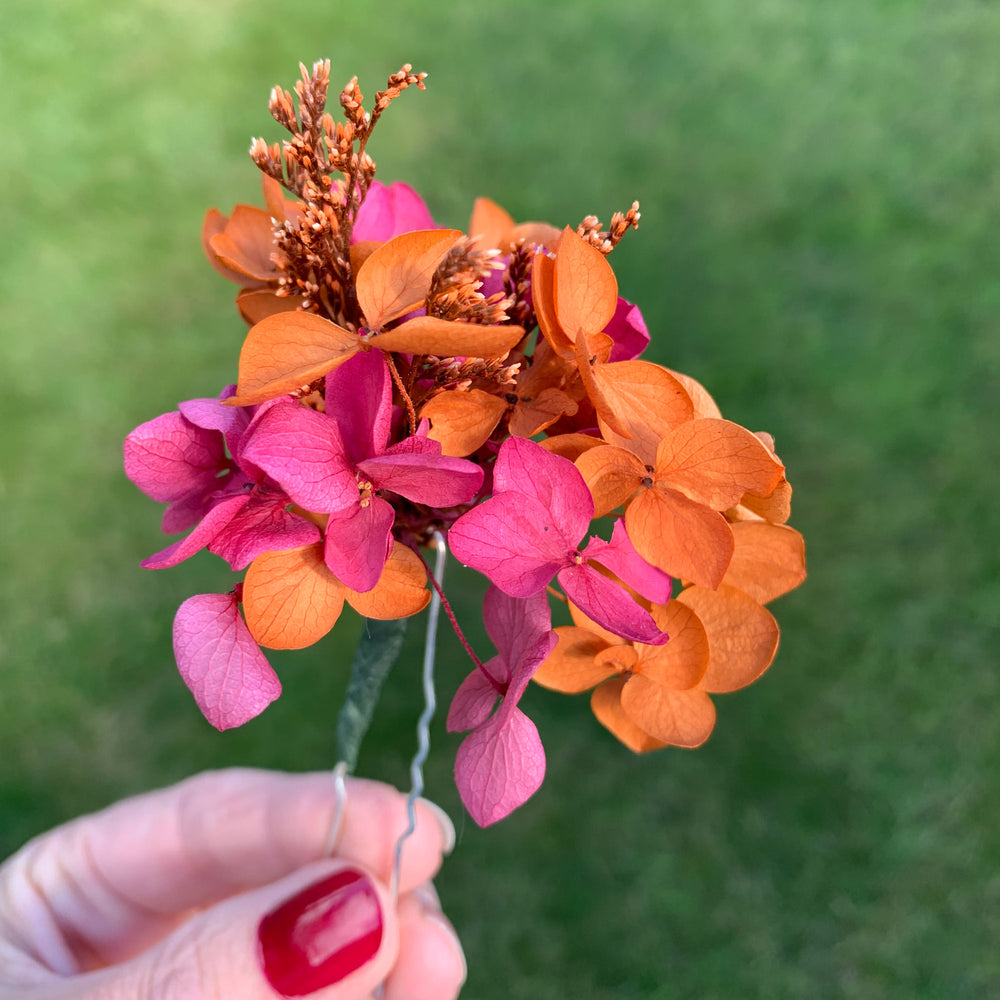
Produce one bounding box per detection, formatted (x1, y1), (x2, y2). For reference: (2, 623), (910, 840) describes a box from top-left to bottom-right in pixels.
(335, 616), (409, 772)
(387, 354), (417, 434)
(411, 539), (501, 689)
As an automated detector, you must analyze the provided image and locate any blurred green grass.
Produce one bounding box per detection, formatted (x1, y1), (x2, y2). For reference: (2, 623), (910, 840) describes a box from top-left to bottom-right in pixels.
(2, 0), (998, 996)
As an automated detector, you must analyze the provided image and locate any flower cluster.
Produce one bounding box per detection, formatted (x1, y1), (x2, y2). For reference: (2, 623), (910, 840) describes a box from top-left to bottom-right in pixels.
(125, 61), (805, 826)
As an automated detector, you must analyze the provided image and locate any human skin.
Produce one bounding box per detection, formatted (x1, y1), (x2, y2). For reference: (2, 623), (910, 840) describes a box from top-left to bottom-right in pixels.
(0, 769), (465, 999)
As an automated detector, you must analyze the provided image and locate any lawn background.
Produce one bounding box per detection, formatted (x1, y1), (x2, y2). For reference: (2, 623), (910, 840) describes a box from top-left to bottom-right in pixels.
(1, 1), (998, 997)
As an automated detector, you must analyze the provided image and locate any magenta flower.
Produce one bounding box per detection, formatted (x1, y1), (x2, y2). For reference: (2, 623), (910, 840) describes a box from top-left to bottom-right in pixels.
(124, 388), (320, 571)
(447, 587), (558, 826)
(173, 586), (280, 730)
(448, 436), (671, 644)
(606, 297), (651, 362)
(241, 350), (484, 592)
(351, 180), (437, 243)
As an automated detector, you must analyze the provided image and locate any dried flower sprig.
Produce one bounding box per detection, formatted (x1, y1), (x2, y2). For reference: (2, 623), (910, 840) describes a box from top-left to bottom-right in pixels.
(249, 60), (427, 322)
(126, 62), (806, 828)
(576, 201), (642, 254)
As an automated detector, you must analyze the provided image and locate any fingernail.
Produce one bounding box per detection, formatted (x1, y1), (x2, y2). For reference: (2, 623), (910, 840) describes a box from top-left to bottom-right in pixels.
(419, 797), (456, 855)
(258, 868), (383, 997)
(423, 911), (468, 988)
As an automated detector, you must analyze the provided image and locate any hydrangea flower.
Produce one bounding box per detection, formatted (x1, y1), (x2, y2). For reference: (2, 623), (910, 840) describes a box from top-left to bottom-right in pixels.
(124, 60), (806, 825)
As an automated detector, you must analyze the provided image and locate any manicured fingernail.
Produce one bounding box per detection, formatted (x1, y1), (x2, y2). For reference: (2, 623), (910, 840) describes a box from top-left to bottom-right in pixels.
(419, 797), (456, 855)
(258, 868), (383, 997)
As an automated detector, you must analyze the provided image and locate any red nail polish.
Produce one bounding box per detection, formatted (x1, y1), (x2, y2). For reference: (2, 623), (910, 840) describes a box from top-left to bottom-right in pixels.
(258, 868), (383, 997)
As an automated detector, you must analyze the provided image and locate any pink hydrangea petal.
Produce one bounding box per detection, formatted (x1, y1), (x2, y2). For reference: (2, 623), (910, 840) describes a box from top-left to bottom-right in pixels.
(454, 707), (546, 827)
(385, 433), (440, 457)
(172, 592), (281, 730)
(492, 437), (593, 542)
(448, 492), (571, 597)
(241, 402), (357, 513)
(583, 518), (672, 605)
(124, 411), (227, 504)
(446, 661), (501, 733)
(207, 496), (321, 571)
(142, 493), (250, 569)
(483, 587), (553, 689)
(357, 452), (483, 507)
(233, 395), (289, 476)
(161, 484), (234, 534)
(178, 387), (251, 459)
(323, 496), (395, 592)
(557, 563), (669, 645)
(605, 298), (650, 363)
(325, 350), (392, 464)
(352, 181), (437, 243)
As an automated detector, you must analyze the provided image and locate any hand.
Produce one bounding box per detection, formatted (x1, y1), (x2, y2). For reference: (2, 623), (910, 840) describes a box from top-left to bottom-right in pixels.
(0, 769), (465, 999)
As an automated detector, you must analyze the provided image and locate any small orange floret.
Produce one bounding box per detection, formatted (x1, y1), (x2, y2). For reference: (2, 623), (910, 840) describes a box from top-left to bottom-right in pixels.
(535, 586), (780, 753)
(243, 540), (429, 650)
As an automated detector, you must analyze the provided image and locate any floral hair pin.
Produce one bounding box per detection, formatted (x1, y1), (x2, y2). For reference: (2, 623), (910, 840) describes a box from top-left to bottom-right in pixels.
(124, 60), (806, 829)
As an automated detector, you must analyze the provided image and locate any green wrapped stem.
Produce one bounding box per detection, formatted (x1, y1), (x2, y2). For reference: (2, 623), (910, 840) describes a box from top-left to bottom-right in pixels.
(336, 616), (409, 772)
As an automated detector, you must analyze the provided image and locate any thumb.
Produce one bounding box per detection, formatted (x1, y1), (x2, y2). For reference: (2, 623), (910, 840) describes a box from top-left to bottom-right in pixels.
(79, 861), (397, 1000)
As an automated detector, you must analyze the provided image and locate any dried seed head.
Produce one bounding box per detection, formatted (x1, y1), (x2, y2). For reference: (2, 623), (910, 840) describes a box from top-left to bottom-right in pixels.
(576, 200), (641, 254)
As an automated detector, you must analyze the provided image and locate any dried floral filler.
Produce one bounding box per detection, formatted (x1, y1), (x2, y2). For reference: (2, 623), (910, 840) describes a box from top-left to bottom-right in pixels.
(124, 61), (806, 829)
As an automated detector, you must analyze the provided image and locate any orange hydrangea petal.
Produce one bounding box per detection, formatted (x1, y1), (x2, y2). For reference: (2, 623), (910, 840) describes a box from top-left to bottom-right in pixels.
(568, 600), (629, 647)
(229, 312), (358, 406)
(626, 487), (735, 590)
(260, 174), (302, 226)
(739, 483), (793, 523)
(355, 229), (462, 329)
(243, 543), (345, 650)
(531, 250), (572, 356)
(676, 584), (780, 693)
(345, 541), (430, 620)
(734, 432), (791, 523)
(373, 315), (524, 359)
(591, 678), (668, 753)
(594, 644), (640, 673)
(349, 240), (381, 275)
(620, 675), (717, 748)
(236, 288), (306, 326)
(533, 626), (616, 693)
(593, 362), (695, 467)
(656, 418), (785, 510)
(665, 369), (722, 419)
(740, 477), (792, 524)
(210, 204), (279, 283)
(261, 174), (288, 222)
(469, 197), (515, 248)
(638, 601), (710, 689)
(723, 522), (806, 604)
(508, 336), (580, 435)
(574, 445), (646, 518)
(508, 386), (578, 438)
(574, 330), (632, 438)
(509, 221), (562, 250)
(202, 209), (255, 285)
(553, 227), (619, 338)
(538, 433), (606, 462)
(420, 389), (507, 457)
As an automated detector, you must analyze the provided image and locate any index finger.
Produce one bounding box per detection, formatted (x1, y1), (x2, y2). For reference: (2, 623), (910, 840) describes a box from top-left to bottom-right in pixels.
(1, 768), (454, 971)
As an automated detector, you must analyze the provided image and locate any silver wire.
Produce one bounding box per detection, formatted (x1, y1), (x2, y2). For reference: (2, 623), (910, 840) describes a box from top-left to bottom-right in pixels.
(324, 760), (349, 857)
(389, 531), (446, 902)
